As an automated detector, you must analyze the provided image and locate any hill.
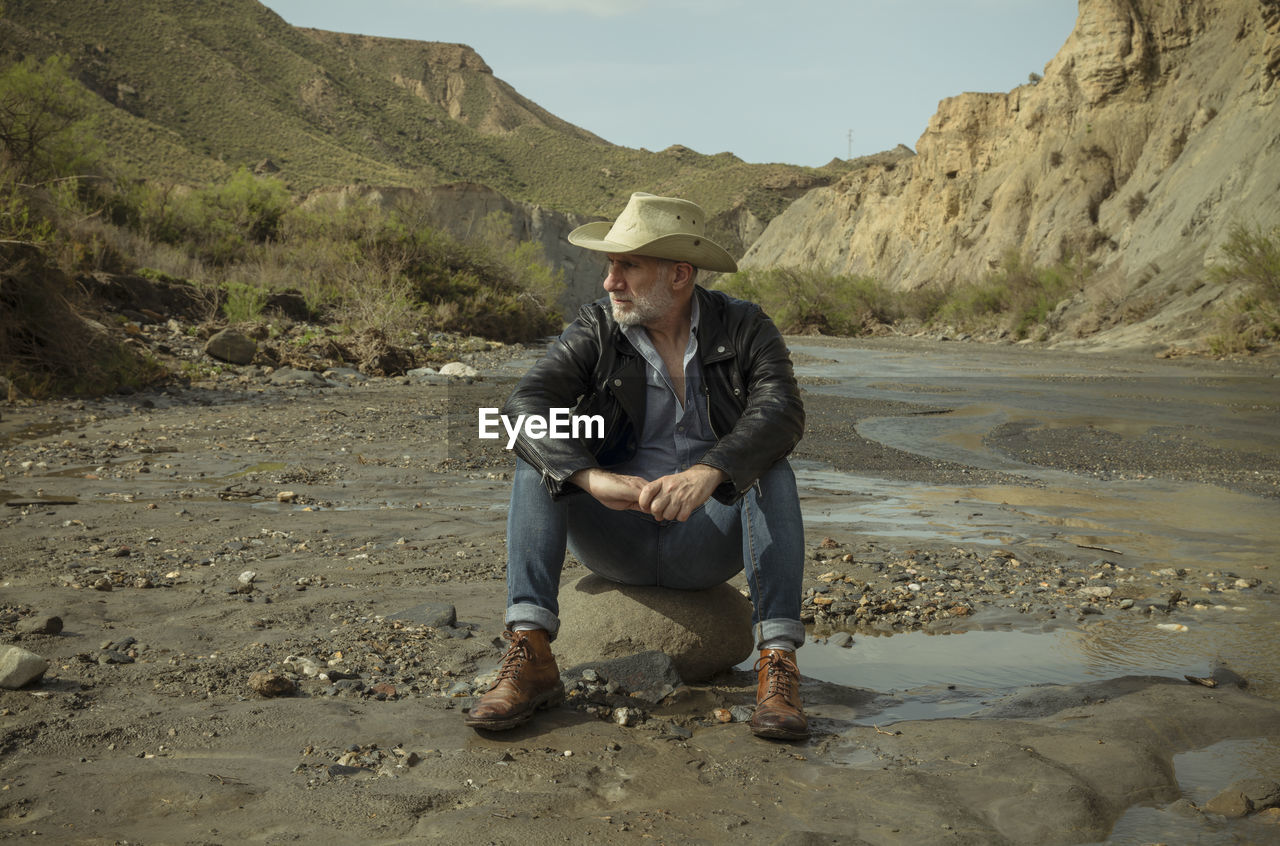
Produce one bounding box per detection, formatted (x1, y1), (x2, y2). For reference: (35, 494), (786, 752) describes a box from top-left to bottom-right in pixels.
(740, 0), (1280, 349)
(0, 0), (846, 227)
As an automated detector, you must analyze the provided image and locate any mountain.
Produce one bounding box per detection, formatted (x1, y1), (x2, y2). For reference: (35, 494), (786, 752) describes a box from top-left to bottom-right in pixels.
(0, 0), (845, 227)
(742, 0), (1280, 347)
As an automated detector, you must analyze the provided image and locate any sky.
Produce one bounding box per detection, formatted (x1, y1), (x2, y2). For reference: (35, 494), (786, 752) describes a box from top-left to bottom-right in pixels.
(259, 0), (1079, 168)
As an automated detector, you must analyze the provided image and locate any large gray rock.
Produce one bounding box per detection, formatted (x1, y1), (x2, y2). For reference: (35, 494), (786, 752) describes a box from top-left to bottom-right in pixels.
(0, 645), (49, 689)
(205, 329), (257, 365)
(554, 574), (753, 682)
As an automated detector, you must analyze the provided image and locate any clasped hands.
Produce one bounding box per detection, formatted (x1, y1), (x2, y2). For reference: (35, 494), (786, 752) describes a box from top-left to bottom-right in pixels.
(569, 464), (727, 522)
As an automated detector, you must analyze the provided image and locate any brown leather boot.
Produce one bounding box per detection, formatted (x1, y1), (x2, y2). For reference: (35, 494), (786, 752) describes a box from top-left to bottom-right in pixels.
(464, 629), (565, 731)
(750, 648), (810, 740)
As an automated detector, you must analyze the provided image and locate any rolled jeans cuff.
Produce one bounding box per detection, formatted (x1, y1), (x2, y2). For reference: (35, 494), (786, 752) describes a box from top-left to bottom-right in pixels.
(756, 617), (805, 651)
(505, 602), (560, 638)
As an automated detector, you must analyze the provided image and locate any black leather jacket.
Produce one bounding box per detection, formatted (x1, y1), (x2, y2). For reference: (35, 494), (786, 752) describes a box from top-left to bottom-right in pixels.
(503, 286), (805, 503)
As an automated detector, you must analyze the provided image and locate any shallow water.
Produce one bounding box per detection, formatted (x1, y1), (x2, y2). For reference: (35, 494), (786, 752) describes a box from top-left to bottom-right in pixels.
(788, 342), (1280, 841)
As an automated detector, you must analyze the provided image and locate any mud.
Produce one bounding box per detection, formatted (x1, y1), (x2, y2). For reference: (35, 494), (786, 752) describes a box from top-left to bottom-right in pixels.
(1, 337), (1278, 845)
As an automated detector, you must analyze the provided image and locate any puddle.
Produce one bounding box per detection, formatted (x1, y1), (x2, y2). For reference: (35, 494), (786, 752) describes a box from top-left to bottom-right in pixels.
(1089, 737), (1280, 845)
(788, 608), (1279, 727)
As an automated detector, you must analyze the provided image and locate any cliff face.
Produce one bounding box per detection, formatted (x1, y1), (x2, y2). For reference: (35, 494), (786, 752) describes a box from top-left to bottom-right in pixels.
(299, 30), (605, 142)
(743, 0), (1280, 346)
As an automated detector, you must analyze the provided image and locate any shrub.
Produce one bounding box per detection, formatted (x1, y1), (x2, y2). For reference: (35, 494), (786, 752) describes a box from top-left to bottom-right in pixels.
(0, 55), (103, 185)
(716, 267), (899, 335)
(1205, 223), (1280, 353)
(935, 251), (1087, 338)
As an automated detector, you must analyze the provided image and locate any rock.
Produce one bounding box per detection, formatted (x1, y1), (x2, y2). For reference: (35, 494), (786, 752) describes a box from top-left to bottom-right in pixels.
(269, 367), (328, 387)
(0, 645), (49, 689)
(406, 367), (438, 378)
(238, 570), (257, 586)
(248, 671), (296, 697)
(555, 574), (754, 682)
(205, 329), (257, 365)
(564, 651), (682, 704)
(98, 650), (134, 665)
(439, 362), (479, 379)
(827, 632), (853, 648)
(1205, 787), (1251, 818)
(387, 602), (456, 628)
(17, 614), (63, 635)
(1211, 778), (1280, 815)
(284, 655), (323, 677)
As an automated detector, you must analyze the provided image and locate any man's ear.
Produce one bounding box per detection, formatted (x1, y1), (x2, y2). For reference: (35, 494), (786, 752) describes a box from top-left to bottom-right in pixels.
(670, 261), (695, 290)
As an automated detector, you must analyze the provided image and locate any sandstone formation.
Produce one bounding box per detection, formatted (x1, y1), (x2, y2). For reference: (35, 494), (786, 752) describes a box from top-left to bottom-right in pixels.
(742, 0), (1280, 347)
(299, 30), (604, 143)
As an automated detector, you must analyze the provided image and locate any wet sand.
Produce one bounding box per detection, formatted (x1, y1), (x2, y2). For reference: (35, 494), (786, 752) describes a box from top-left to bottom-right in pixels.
(2, 337), (1279, 845)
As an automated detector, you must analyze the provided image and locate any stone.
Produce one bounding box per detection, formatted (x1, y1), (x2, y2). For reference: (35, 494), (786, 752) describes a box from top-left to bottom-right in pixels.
(565, 651), (682, 704)
(0, 645), (49, 689)
(387, 602), (456, 628)
(438, 362), (479, 378)
(269, 367), (328, 387)
(205, 329), (257, 365)
(1205, 787), (1251, 818)
(16, 614), (63, 635)
(554, 574), (753, 682)
(1223, 778), (1280, 813)
(248, 671), (296, 697)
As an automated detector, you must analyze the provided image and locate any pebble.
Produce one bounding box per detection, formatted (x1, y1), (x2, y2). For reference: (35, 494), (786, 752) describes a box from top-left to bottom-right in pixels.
(613, 707), (644, 727)
(16, 614), (63, 635)
(248, 671), (297, 697)
(439, 362), (479, 379)
(0, 646), (49, 689)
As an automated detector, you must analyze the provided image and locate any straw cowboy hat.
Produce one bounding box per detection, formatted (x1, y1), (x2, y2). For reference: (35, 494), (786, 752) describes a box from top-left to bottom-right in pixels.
(568, 192), (738, 273)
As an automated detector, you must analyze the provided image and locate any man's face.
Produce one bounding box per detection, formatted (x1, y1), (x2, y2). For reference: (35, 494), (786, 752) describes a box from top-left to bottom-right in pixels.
(603, 254), (676, 327)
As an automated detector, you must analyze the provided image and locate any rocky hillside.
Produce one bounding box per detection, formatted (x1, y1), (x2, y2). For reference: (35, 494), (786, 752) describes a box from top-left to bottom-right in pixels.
(743, 0), (1280, 347)
(0, 0), (843, 223)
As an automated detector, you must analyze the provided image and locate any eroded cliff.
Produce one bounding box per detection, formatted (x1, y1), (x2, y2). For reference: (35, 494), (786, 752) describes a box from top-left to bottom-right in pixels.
(743, 0), (1280, 347)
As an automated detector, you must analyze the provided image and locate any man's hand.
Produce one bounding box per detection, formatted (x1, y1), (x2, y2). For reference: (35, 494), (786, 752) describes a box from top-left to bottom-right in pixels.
(638, 464), (727, 522)
(569, 468), (648, 511)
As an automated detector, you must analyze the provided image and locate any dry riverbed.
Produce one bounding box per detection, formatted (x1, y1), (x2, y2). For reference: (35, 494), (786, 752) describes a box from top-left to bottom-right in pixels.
(2, 337), (1279, 845)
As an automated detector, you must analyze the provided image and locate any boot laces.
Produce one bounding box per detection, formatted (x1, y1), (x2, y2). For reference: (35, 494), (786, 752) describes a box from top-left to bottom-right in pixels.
(754, 651), (799, 705)
(495, 630), (532, 683)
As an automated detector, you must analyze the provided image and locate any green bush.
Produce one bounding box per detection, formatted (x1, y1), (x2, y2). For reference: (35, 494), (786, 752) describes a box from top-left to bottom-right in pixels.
(716, 267), (900, 335)
(0, 55), (103, 185)
(1206, 223), (1280, 354)
(934, 252), (1086, 338)
(222, 280), (267, 323)
(716, 254), (1088, 339)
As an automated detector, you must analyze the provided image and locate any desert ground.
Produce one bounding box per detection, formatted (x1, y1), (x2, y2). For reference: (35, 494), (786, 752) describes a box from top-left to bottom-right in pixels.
(2, 335), (1279, 845)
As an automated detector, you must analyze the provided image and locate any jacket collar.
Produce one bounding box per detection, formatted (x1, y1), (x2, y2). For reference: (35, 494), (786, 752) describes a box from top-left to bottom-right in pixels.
(694, 286), (735, 364)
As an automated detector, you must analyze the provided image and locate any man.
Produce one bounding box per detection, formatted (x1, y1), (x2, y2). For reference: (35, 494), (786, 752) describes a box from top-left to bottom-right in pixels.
(465, 192), (808, 740)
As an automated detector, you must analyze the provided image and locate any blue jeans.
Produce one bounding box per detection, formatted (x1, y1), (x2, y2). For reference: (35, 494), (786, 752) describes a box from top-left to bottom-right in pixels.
(505, 458), (806, 649)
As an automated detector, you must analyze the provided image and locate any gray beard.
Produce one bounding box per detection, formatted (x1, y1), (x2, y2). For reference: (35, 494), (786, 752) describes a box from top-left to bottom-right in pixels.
(611, 278), (675, 327)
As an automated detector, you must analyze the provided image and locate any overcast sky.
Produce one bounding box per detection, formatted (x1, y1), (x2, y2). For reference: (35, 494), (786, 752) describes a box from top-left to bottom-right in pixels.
(259, 0), (1079, 167)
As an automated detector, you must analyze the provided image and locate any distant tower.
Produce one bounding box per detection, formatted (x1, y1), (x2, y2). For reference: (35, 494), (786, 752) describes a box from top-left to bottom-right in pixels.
(847, 130), (854, 159)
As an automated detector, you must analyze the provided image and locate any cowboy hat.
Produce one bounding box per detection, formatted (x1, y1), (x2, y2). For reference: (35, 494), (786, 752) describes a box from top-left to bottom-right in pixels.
(567, 192), (738, 273)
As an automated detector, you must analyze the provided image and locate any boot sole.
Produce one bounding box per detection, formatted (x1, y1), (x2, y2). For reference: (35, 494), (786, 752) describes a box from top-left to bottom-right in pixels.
(750, 723), (810, 741)
(464, 682), (565, 731)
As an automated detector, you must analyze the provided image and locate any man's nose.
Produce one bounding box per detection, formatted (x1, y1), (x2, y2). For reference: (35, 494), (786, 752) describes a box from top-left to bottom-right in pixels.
(603, 265), (624, 291)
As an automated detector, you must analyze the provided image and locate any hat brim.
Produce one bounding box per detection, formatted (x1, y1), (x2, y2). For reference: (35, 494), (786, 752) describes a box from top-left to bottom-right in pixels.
(568, 222), (738, 274)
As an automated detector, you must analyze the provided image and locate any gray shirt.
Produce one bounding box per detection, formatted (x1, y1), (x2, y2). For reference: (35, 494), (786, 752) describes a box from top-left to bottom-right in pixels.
(610, 296), (718, 481)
